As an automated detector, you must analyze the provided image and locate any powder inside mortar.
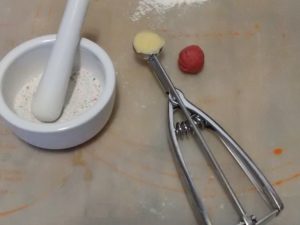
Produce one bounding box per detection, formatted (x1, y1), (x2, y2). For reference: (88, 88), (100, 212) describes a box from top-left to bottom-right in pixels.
(14, 69), (102, 123)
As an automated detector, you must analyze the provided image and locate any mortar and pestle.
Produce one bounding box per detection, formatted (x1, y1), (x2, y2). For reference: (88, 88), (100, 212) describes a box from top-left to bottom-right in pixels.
(0, 0), (116, 149)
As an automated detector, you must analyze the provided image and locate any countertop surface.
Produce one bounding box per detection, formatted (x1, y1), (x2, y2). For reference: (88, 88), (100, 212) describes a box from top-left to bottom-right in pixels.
(0, 0), (299, 224)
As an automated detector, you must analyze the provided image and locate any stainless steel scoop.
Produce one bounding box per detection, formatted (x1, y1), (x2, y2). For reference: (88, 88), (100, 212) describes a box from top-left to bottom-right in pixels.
(134, 43), (283, 225)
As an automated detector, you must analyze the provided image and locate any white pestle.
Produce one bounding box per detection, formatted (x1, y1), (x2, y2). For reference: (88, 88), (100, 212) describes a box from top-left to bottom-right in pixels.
(32, 0), (90, 122)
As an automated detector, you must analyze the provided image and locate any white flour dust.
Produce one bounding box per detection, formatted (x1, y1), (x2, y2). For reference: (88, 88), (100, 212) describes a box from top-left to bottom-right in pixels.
(130, 0), (208, 21)
(14, 69), (102, 123)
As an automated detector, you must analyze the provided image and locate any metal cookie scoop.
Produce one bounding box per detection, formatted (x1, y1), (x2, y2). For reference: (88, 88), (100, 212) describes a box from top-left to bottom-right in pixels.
(133, 31), (283, 225)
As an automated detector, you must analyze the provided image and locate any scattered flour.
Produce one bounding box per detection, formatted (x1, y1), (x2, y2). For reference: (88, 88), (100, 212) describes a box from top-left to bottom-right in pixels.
(14, 69), (102, 123)
(130, 0), (208, 21)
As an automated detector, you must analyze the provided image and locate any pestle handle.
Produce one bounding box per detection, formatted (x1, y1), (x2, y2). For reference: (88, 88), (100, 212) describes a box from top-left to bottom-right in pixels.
(32, 0), (90, 122)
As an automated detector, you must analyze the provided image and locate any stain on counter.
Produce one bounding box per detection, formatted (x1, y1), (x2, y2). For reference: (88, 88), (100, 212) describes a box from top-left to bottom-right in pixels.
(273, 148), (284, 156)
(0, 204), (31, 218)
(72, 150), (86, 166)
(72, 150), (93, 182)
(157, 23), (262, 39)
(274, 173), (300, 187)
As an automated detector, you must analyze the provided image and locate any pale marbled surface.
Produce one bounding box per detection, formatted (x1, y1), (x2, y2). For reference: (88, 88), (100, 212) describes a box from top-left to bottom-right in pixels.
(0, 0), (299, 224)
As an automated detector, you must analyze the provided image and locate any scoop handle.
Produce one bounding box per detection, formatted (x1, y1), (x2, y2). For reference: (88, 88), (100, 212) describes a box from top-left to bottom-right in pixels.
(32, 0), (90, 122)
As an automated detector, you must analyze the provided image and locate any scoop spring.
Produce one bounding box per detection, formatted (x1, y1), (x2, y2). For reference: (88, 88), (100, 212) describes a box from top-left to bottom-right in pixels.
(175, 114), (208, 136)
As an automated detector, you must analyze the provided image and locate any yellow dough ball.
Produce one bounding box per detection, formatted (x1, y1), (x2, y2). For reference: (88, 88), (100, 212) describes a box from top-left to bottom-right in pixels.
(133, 31), (165, 55)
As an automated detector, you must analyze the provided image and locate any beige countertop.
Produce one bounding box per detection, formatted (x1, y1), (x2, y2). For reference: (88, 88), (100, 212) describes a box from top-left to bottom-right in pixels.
(0, 0), (299, 224)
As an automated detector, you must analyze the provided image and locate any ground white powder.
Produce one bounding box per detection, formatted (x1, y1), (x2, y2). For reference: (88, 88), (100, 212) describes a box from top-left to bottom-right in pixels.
(130, 0), (208, 21)
(14, 69), (102, 123)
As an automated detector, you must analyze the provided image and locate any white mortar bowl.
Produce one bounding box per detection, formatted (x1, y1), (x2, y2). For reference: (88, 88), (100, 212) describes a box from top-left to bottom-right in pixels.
(0, 35), (116, 149)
